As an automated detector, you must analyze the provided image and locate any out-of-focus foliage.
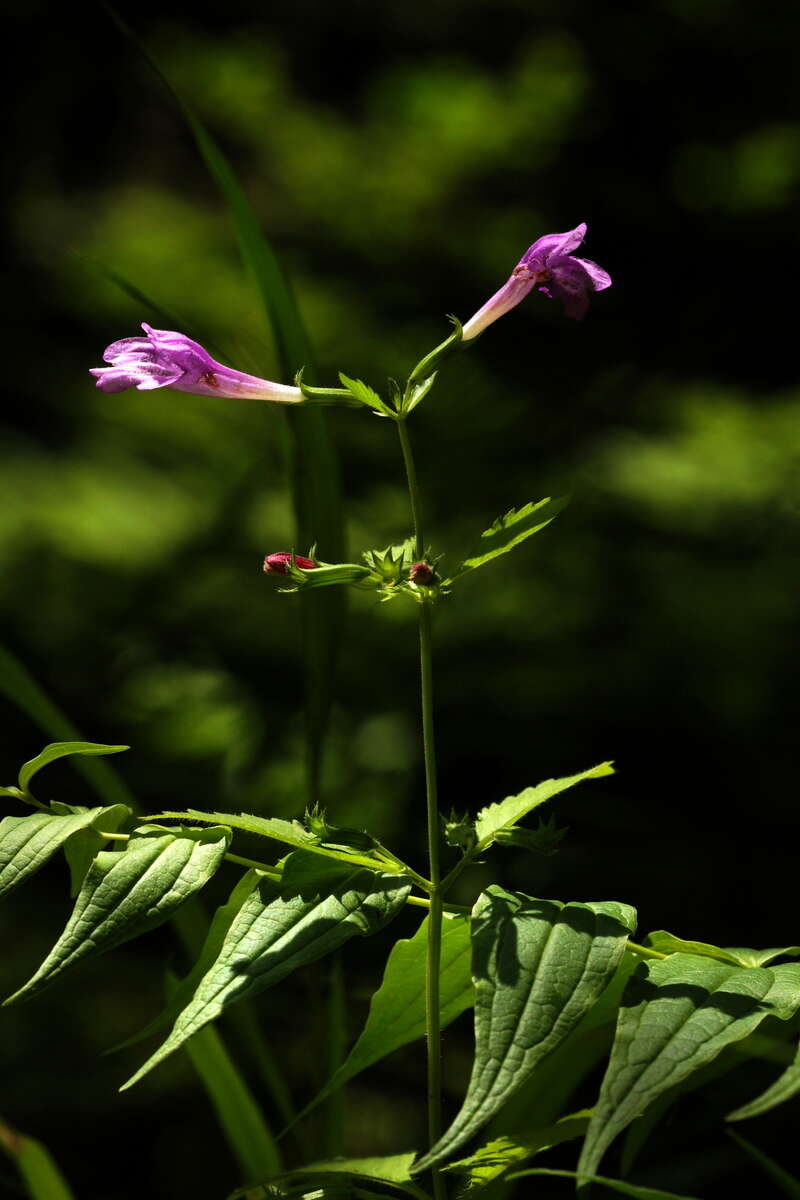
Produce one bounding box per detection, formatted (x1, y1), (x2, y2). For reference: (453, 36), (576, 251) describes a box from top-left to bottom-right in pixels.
(4, 0), (800, 1196)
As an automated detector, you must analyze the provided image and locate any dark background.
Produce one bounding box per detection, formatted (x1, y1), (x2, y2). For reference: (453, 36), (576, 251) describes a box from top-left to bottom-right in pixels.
(2, 0), (799, 1196)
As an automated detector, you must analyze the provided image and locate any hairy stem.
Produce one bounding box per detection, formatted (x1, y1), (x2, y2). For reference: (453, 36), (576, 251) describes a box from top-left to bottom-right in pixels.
(397, 417), (446, 1199)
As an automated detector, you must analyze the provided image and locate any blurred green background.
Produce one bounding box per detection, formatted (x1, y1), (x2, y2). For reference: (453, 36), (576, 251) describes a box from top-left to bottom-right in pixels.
(2, 0), (799, 1196)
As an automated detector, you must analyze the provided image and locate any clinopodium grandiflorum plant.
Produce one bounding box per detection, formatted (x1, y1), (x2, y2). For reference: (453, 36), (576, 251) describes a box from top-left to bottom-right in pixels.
(3, 217), (798, 1200)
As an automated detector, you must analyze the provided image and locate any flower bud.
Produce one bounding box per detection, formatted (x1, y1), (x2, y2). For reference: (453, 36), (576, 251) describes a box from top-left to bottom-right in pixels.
(263, 552), (317, 576)
(408, 561), (437, 586)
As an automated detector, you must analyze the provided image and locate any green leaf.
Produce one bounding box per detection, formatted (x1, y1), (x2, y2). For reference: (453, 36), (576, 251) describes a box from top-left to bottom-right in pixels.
(110, 868), (264, 1053)
(0, 645), (135, 810)
(644, 931), (800, 968)
(508, 1167), (701, 1200)
(178, 976), (282, 1182)
(444, 1110), (590, 1193)
(18, 742), (129, 793)
(0, 1118), (77, 1200)
(52, 801), (130, 897)
(338, 373), (391, 416)
(288, 913), (473, 1128)
(227, 1157), (429, 1200)
(0, 806), (131, 900)
(122, 855), (410, 1089)
(153, 808), (391, 874)
(412, 887), (636, 1173)
(5, 826), (230, 1003)
(578, 953), (800, 1179)
(728, 1036), (800, 1121)
(450, 496), (569, 580)
(474, 761), (613, 850)
(727, 1131), (800, 1198)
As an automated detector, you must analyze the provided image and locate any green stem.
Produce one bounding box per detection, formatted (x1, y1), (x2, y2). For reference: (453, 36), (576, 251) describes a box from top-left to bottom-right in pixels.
(396, 417), (446, 1200)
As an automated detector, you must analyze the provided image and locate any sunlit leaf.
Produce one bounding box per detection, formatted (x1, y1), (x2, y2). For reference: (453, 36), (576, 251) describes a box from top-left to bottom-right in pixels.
(0, 805), (131, 900)
(578, 954), (800, 1178)
(728, 1036), (800, 1121)
(473, 762), (613, 850)
(508, 1167), (700, 1200)
(5, 826), (230, 1003)
(122, 855), (410, 1089)
(450, 496), (569, 580)
(444, 1110), (590, 1192)
(17, 742), (129, 793)
(288, 913), (473, 1127)
(412, 887), (636, 1172)
(644, 931), (800, 968)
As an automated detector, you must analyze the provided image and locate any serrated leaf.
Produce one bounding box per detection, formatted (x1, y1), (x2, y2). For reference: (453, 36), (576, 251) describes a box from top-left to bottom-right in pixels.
(728, 1036), (800, 1121)
(153, 809), (389, 874)
(0, 1118), (77, 1200)
(508, 1168), (701, 1200)
(338, 373), (390, 415)
(474, 762), (613, 850)
(727, 1131), (800, 1198)
(578, 953), (800, 1179)
(0, 806), (131, 900)
(18, 742), (129, 793)
(644, 931), (800, 968)
(288, 913), (473, 1128)
(412, 887), (636, 1173)
(444, 1111), (590, 1193)
(110, 868), (263, 1053)
(451, 496), (568, 579)
(122, 855), (410, 1089)
(5, 826), (230, 1003)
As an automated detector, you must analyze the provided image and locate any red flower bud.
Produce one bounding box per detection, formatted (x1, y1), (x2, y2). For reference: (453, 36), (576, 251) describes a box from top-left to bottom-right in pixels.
(263, 552), (317, 576)
(408, 561), (436, 586)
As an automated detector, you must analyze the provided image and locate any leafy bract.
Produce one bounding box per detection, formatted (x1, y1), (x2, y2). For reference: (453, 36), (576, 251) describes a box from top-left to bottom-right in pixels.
(17, 742), (128, 793)
(508, 1168), (701, 1200)
(728, 1037), (800, 1121)
(5, 826), (231, 1003)
(0, 805), (130, 900)
(412, 887), (636, 1173)
(450, 496), (569, 580)
(444, 1111), (590, 1193)
(644, 930), (800, 968)
(289, 913), (473, 1126)
(474, 762), (614, 850)
(338, 372), (392, 416)
(578, 953), (800, 1179)
(122, 853), (410, 1089)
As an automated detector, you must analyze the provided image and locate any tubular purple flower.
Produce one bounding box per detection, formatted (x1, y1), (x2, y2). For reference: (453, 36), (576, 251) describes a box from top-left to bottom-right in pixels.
(90, 324), (304, 404)
(461, 223), (611, 337)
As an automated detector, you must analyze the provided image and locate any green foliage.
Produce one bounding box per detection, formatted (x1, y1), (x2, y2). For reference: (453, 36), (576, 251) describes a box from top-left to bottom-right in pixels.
(289, 913), (473, 1126)
(0, 1118), (77, 1200)
(122, 853), (410, 1089)
(508, 1167), (701, 1200)
(473, 761), (613, 851)
(227, 1154), (429, 1199)
(412, 887), (636, 1172)
(5, 826), (231, 1004)
(644, 930), (800, 968)
(492, 813), (567, 855)
(179, 981), (282, 1182)
(338, 373), (393, 417)
(15, 742), (129, 795)
(443, 1110), (590, 1192)
(727, 1036), (800, 1121)
(0, 805), (131, 900)
(578, 953), (800, 1179)
(449, 496), (569, 581)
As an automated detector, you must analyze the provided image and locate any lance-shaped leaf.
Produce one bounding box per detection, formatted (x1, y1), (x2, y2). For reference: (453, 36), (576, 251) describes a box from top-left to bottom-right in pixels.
(122, 854), (410, 1089)
(727, 1131), (800, 1199)
(509, 1167), (701, 1200)
(227, 1155), (429, 1200)
(5, 826), (230, 1003)
(412, 887), (636, 1173)
(644, 930), (800, 968)
(728, 1036), (800, 1121)
(474, 761), (614, 851)
(0, 1117), (77, 1200)
(338, 372), (393, 416)
(17, 742), (129, 793)
(0, 805), (131, 900)
(449, 496), (569, 581)
(444, 1111), (590, 1194)
(578, 953), (800, 1179)
(288, 913), (473, 1127)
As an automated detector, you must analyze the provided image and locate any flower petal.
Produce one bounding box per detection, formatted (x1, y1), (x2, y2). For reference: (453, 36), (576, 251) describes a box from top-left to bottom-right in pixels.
(462, 271), (537, 340)
(520, 223), (587, 269)
(572, 256), (612, 291)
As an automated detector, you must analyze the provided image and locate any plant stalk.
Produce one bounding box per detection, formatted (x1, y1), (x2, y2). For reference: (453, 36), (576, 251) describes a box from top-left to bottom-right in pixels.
(396, 417), (446, 1200)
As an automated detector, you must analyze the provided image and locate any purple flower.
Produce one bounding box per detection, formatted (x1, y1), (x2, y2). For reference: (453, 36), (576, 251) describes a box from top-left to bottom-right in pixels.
(90, 324), (303, 404)
(461, 223), (611, 337)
